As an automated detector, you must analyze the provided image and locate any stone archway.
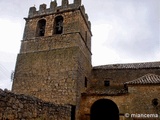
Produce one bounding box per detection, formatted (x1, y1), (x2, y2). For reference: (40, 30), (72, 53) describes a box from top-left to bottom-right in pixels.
(90, 99), (119, 120)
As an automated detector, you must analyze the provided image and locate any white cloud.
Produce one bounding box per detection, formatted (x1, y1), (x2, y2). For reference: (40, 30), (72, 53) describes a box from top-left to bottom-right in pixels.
(0, 79), (12, 90)
(0, 19), (22, 53)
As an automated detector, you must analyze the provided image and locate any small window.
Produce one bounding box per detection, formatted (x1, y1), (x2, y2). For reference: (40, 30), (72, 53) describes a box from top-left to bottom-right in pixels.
(54, 16), (63, 34)
(104, 80), (110, 86)
(124, 84), (128, 91)
(36, 19), (46, 36)
(85, 77), (88, 88)
(71, 105), (76, 120)
(152, 98), (158, 106)
(85, 31), (87, 43)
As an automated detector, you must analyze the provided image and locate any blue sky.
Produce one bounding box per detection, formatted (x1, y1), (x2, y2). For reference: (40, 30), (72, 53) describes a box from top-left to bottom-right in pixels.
(0, 0), (159, 89)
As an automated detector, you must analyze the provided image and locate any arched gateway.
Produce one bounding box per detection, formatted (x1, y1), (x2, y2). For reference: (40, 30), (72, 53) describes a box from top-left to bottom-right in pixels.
(90, 99), (119, 120)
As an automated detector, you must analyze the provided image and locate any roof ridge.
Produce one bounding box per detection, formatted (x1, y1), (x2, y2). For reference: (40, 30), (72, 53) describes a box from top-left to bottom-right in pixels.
(93, 61), (160, 69)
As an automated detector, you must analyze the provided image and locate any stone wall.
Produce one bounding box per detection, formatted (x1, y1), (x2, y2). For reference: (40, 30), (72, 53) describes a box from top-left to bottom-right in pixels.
(79, 85), (160, 120)
(12, 0), (92, 107)
(0, 89), (71, 120)
(12, 47), (79, 105)
(91, 65), (160, 87)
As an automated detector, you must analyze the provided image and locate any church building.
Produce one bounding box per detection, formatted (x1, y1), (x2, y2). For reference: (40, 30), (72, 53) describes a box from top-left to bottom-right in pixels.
(2, 0), (159, 120)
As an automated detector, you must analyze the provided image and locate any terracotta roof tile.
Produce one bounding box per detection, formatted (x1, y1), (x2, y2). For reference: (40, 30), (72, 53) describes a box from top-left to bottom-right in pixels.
(83, 87), (128, 96)
(93, 61), (160, 70)
(125, 74), (160, 85)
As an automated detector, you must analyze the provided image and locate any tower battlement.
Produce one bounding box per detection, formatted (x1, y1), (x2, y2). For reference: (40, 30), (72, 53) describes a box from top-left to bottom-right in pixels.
(28, 0), (91, 30)
(29, 0), (81, 17)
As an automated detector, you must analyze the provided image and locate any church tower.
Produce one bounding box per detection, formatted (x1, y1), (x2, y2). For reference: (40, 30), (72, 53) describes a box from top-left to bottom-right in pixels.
(12, 0), (92, 109)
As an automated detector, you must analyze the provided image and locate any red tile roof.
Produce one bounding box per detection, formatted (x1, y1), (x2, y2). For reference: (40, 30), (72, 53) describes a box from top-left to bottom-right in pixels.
(83, 87), (128, 96)
(93, 61), (160, 69)
(125, 74), (160, 85)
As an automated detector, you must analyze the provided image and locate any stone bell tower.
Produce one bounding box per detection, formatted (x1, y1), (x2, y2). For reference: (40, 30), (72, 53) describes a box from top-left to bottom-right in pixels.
(12, 0), (92, 108)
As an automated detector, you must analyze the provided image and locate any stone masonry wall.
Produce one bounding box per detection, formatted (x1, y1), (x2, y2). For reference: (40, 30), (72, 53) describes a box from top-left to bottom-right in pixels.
(79, 85), (160, 120)
(20, 34), (91, 63)
(12, 1), (92, 119)
(12, 47), (79, 105)
(13, 0), (92, 106)
(0, 89), (71, 120)
(91, 68), (160, 87)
